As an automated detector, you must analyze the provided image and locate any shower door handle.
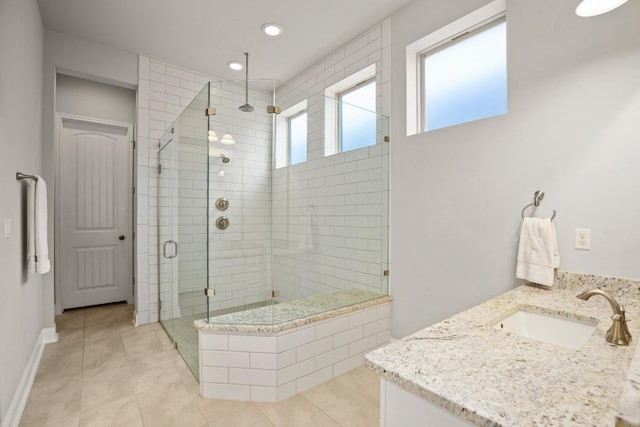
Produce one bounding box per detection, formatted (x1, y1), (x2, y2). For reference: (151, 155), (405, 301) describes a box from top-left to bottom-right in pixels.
(163, 240), (178, 259)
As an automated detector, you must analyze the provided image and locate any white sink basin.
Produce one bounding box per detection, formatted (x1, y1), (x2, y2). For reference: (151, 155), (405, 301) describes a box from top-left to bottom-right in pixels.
(495, 310), (596, 350)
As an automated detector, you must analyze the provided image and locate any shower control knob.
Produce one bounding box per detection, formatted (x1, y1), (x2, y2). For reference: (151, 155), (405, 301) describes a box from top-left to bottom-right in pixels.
(215, 197), (229, 211)
(216, 216), (230, 230)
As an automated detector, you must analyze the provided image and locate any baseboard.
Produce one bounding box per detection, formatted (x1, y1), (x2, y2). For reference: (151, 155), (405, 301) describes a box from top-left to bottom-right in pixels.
(41, 327), (58, 344)
(1, 328), (52, 427)
(134, 309), (150, 326)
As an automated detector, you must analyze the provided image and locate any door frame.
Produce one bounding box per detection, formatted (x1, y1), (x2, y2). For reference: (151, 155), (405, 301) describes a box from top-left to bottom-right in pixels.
(54, 113), (135, 314)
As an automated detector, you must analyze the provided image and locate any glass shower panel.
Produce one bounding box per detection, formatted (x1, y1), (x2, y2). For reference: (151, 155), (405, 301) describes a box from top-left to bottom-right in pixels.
(158, 129), (177, 341)
(271, 83), (390, 316)
(206, 79), (276, 324)
(157, 83), (210, 379)
(204, 79), (389, 326)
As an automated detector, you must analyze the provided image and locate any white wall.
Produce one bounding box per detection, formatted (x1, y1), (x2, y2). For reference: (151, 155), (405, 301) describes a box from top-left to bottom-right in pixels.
(56, 74), (136, 124)
(0, 0), (44, 421)
(41, 30), (138, 318)
(390, 0), (640, 337)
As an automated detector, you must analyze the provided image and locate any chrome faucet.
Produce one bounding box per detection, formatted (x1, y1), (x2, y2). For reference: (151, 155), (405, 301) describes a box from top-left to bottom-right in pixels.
(577, 289), (632, 346)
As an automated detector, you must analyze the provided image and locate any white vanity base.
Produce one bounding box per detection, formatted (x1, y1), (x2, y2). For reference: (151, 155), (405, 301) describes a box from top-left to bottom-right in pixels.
(381, 379), (472, 427)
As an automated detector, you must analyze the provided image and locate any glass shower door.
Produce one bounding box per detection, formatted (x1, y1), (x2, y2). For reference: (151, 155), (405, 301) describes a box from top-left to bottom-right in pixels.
(157, 83), (210, 379)
(158, 130), (177, 344)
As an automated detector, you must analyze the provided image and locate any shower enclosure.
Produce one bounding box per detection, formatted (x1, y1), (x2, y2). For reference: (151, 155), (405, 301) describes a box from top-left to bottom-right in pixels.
(157, 79), (389, 379)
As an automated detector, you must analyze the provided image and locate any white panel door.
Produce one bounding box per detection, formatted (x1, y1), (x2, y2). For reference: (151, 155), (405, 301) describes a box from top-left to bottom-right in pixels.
(59, 116), (132, 309)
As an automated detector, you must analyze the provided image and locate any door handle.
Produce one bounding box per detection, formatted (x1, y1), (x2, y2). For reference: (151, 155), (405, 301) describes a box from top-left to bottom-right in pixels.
(119, 235), (125, 241)
(163, 240), (178, 259)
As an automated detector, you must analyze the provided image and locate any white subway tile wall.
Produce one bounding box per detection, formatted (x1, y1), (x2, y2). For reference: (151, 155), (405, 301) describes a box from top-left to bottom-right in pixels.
(199, 302), (391, 402)
(271, 19), (391, 303)
(135, 18), (391, 325)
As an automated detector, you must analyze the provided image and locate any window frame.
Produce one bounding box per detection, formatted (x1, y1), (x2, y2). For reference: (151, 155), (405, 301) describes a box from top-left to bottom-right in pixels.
(405, 0), (506, 136)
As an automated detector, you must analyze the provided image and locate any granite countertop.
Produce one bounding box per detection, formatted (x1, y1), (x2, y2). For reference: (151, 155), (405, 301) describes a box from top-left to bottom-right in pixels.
(195, 288), (392, 333)
(366, 273), (640, 426)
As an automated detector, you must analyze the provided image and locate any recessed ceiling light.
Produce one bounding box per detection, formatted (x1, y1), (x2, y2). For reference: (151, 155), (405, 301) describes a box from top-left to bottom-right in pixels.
(261, 23), (283, 37)
(227, 61), (243, 71)
(575, 0), (628, 16)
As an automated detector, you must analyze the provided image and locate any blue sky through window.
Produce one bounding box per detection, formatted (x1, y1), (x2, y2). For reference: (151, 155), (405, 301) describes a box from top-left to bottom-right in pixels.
(289, 112), (307, 165)
(340, 80), (376, 152)
(424, 21), (506, 131)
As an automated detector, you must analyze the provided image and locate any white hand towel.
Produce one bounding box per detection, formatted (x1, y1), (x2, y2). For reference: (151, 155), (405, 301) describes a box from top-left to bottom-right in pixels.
(516, 217), (559, 286)
(27, 176), (50, 274)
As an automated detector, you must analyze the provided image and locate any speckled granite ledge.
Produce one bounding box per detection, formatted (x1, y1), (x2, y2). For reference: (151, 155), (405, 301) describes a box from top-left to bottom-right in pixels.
(551, 271), (640, 301)
(366, 272), (640, 426)
(195, 288), (392, 333)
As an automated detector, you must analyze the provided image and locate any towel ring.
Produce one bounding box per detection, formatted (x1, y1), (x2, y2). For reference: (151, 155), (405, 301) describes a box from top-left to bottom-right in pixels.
(521, 190), (556, 221)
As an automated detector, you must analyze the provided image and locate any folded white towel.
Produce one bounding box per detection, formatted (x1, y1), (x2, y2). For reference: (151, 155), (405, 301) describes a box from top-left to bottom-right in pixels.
(27, 176), (50, 274)
(516, 217), (559, 286)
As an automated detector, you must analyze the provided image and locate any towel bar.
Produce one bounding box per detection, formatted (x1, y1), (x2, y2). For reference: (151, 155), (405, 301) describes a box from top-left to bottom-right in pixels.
(521, 190), (556, 220)
(16, 172), (38, 181)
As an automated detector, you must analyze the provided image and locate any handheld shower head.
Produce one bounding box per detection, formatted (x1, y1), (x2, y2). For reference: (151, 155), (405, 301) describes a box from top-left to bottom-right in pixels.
(239, 52), (254, 113)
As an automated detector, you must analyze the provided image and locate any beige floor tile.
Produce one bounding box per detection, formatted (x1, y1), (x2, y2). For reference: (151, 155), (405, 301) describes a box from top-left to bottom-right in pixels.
(84, 307), (119, 327)
(122, 331), (166, 359)
(172, 400), (208, 427)
(80, 363), (135, 410)
(117, 317), (138, 335)
(21, 303), (381, 427)
(120, 322), (162, 339)
(56, 310), (86, 330)
(333, 366), (380, 407)
(20, 375), (82, 424)
(302, 381), (379, 427)
(113, 303), (135, 320)
(256, 395), (340, 427)
(56, 327), (86, 347)
(137, 381), (202, 426)
(78, 395), (143, 427)
(208, 405), (274, 427)
(195, 398), (252, 423)
(83, 338), (127, 370)
(36, 345), (83, 382)
(20, 413), (79, 427)
(84, 322), (122, 344)
(127, 350), (184, 394)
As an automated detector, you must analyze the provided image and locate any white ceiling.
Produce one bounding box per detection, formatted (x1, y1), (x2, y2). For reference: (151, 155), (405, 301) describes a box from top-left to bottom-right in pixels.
(38, 0), (414, 84)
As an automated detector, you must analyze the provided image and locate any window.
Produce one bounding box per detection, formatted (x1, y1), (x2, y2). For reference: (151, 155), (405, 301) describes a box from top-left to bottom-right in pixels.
(406, 0), (506, 135)
(288, 111), (307, 165)
(275, 100), (307, 168)
(338, 78), (376, 152)
(422, 19), (506, 131)
(324, 64), (377, 156)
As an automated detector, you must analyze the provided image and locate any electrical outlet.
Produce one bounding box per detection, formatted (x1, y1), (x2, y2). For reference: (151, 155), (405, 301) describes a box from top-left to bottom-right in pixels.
(575, 228), (591, 250)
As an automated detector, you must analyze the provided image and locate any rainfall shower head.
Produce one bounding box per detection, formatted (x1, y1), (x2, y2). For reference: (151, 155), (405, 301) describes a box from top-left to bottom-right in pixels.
(239, 52), (254, 113)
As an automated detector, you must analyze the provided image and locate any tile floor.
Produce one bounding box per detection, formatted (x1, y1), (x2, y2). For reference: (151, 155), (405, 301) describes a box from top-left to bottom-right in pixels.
(19, 303), (381, 426)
